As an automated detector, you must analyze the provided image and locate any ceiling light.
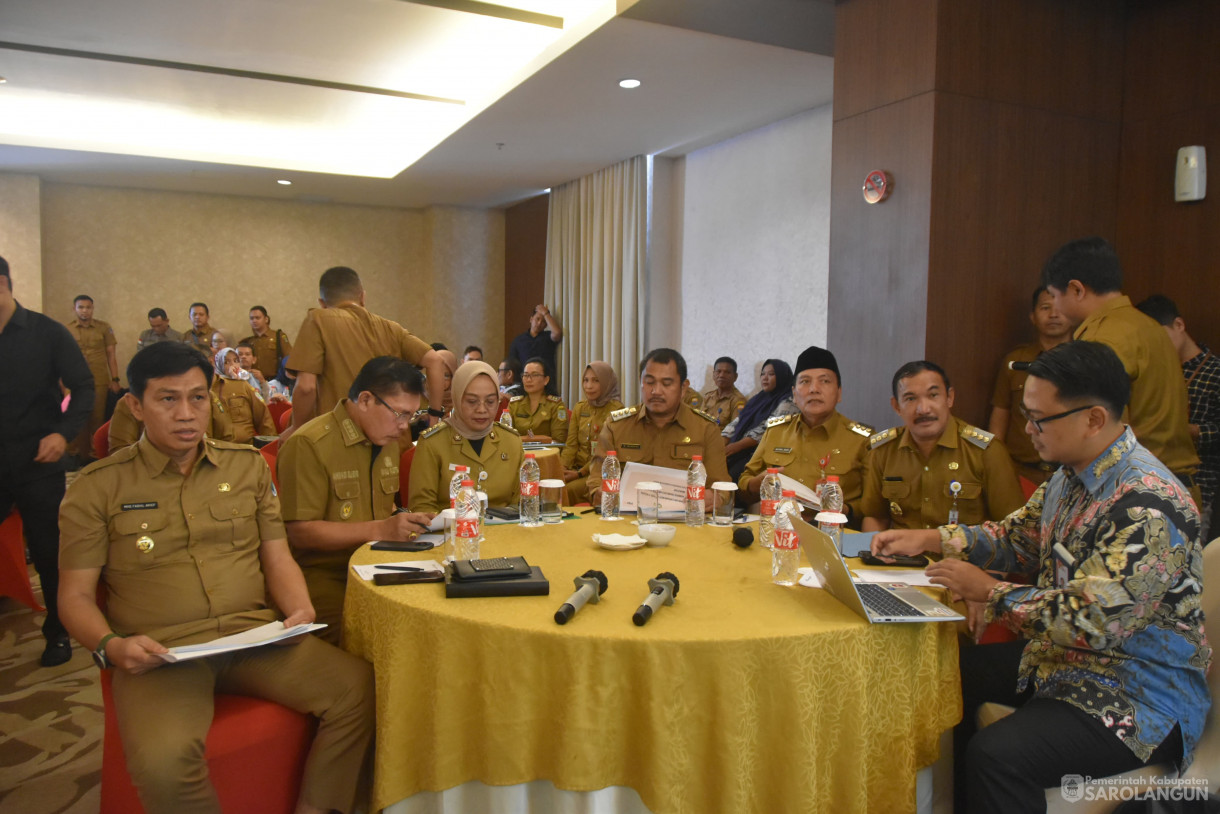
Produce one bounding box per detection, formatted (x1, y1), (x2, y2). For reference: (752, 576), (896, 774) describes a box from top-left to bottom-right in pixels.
(277, 179), (292, 185)
(618, 78), (641, 89)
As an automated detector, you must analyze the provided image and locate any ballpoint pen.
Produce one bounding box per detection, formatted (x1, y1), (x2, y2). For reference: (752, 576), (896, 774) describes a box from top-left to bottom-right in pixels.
(375, 565), (424, 572)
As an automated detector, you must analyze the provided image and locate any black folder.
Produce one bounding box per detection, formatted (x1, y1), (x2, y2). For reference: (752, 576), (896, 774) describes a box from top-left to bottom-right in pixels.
(444, 565), (550, 598)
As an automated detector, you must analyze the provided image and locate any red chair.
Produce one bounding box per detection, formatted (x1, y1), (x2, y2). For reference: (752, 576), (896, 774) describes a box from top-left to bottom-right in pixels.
(0, 510), (44, 612)
(259, 439), (280, 491)
(99, 669), (316, 814)
(93, 419), (111, 460)
(398, 445), (416, 506)
(1018, 475), (1038, 501)
(268, 401), (292, 433)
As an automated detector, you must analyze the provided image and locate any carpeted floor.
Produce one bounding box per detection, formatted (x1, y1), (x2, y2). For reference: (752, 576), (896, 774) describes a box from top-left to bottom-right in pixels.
(0, 570), (102, 814)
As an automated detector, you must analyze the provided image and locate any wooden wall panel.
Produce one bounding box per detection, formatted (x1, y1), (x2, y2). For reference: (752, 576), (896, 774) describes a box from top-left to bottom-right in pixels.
(832, 0), (938, 122)
(502, 193), (550, 358)
(1123, 0), (1220, 123)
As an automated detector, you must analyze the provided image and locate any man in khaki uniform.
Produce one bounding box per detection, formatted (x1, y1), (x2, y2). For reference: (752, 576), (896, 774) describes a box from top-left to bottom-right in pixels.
(588, 348), (729, 504)
(109, 390), (237, 452)
(700, 357), (748, 429)
(739, 347), (873, 526)
(241, 305), (292, 381)
(988, 286), (1071, 485)
(137, 307), (182, 350)
(57, 341), (373, 814)
(286, 266), (446, 438)
(182, 302), (215, 355)
(66, 294), (120, 460)
(1043, 237), (1201, 501)
(682, 383), (703, 410)
(279, 357), (433, 642)
(862, 361), (1025, 531)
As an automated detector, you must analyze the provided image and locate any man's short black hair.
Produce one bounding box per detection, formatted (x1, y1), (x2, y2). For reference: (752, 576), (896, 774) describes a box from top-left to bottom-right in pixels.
(348, 356), (425, 401)
(640, 348), (688, 382)
(464, 345), (482, 356)
(0, 255), (9, 289)
(430, 342), (448, 351)
(74, 294), (93, 305)
(127, 342), (213, 399)
(499, 357), (522, 383)
(237, 341), (257, 354)
(1041, 237), (1123, 295)
(891, 360), (951, 400)
(1030, 285), (1049, 311)
(1134, 295), (1180, 327)
(713, 356), (737, 373)
(250, 305), (269, 319)
(319, 266), (363, 305)
(189, 302), (209, 315)
(1027, 340), (1129, 420)
(147, 307), (168, 321)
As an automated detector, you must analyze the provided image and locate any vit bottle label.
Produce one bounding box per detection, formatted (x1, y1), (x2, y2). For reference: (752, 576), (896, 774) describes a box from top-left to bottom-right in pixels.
(773, 529), (798, 551)
(603, 478), (620, 494)
(520, 480), (539, 497)
(686, 485), (705, 501)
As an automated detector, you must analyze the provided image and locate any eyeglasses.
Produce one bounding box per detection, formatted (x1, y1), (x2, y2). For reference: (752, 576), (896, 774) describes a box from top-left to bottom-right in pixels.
(1019, 403), (1097, 433)
(373, 393), (412, 424)
(521, 372), (545, 379)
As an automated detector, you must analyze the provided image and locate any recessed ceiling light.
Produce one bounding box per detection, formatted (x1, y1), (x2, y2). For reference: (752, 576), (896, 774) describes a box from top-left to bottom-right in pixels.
(277, 179), (292, 185)
(618, 78), (641, 89)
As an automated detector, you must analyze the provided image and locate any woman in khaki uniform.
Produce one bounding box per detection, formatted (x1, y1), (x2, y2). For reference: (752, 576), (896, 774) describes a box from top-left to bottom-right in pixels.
(211, 349), (275, 444)
(409, 361), (524, 512)
(507, 358), (569, 443)
(561, 361), (624, 504)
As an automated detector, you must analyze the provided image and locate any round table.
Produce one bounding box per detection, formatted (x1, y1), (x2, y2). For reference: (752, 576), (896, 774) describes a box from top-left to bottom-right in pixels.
(344, 517), (961, 814)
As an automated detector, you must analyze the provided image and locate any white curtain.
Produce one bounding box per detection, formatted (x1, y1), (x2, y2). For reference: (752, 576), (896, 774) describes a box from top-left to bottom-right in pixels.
(544, 155), (648, 408)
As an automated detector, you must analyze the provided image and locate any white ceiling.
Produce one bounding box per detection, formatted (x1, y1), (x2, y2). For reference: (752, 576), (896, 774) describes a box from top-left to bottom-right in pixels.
(0, 0), (836, 209)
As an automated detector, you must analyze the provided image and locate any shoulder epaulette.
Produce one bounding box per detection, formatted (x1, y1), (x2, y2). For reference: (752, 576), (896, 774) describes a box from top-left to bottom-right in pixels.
(849, 421), (874, 438)
(960, 424), (995, 449)
(690, 407), (717, 423)
(610, 405), (638, 422)
(509, 395), (524, 403)
(545, 395), (564, 404)
(496, 422), (521, 436)
(206, 438), (259, 452)
(419, 420), (449, 440)
(766, 413), (798, 428)
(78, 445), (139, 474)
(869, 427), (899, 449)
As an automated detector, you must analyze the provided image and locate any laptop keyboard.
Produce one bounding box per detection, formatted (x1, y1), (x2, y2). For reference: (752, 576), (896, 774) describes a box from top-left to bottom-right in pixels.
(856, 583), (928, 618)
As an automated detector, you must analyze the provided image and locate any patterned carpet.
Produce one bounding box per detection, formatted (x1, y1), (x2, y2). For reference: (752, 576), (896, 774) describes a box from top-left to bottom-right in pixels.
(0, 571), (102, 814)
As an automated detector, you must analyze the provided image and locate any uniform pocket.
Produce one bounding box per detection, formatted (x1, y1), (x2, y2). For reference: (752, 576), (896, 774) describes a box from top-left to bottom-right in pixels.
(672, 444), (702, 461)
(109, 510), (169, 568)
(944, 481), (982, 500)
(332, 477), (361, 500)
(209, 494), (259, 548)
(881, 479), (910, 500)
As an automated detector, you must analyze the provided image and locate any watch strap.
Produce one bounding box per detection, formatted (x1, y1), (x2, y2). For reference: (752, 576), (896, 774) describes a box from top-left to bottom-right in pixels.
(427, 407), (444, 417)
(94, 632), (121, 668)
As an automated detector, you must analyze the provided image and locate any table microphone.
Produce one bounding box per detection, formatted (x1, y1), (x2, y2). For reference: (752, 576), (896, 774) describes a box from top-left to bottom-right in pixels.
(732, 527), (754, 548)
(1008, 361), (1032, 371)
(633, 572), (680, 627)
(554, 569), (608, 625)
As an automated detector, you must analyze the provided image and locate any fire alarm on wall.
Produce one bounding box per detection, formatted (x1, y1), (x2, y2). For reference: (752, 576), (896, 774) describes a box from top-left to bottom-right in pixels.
(1176, 146), (1207, 202)
(863, 170), (892, 204)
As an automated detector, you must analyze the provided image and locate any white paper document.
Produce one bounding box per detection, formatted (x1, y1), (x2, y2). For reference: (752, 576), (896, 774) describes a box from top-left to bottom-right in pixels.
(157, 621), (327, 662)
(851, 568), (936, 587)
(778, 473), (820, 510)
(619, 462), (688, 512)
(351, 559), (446, 581)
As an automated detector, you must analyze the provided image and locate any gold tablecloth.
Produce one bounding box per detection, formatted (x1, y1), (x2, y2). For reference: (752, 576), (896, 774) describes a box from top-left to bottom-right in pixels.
(345, 518), (961, 814)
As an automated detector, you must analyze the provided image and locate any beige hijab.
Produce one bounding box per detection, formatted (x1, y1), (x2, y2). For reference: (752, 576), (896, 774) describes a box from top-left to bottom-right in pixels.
(447, 360), (498, 440)
(585, 361), (621, 408)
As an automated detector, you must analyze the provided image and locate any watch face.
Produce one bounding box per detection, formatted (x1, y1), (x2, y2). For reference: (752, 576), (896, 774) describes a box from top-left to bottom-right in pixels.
(92, 649), (107, 669)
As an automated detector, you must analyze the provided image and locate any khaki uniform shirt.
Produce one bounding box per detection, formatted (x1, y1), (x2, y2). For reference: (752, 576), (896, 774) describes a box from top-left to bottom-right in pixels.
(290, 304), (432, 415)
(588, 404), (730, 497)
(683, 388), (703, 410)
(241, 329), (293, 381)
(409, 421), (524, 513)
(738, 411), (873, 524)
(67, 318), (116, 378)
(700, 387), (747, 429)
(137, 326), (183, 349)
(58, 436), (282, 646)
(278, 399), (401, 626)
(991, 342), (1058, 484)
(183, 324), (216, 354)
(508, 395), (569, 443)
(108, 394), (237, 452)
(1075, 296), (1200, 478)
(862, 416), (1025, 530)
(560, 399), (625, 477)
(211, 377), (275, 443)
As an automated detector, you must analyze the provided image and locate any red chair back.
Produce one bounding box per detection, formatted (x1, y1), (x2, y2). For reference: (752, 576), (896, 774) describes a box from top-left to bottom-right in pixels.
(268, 401), (292, 432)
(398, 445), (416, 507)
(260, 439), (280, 491)
(273, 406), (293, 433)
(0, 511), (44, 611)
(93, 420), (111, 459)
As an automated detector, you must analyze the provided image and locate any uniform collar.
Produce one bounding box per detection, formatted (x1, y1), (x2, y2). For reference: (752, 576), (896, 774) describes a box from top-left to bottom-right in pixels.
(190, 324), (214, 338)
(1074, 294), (1132, 338)
(898, 415), (961, 451)
(639, 402), (697, 431)
(135, 434), (218, 477)
(800, 409), (843, 438)
(332, 399), (370, 448)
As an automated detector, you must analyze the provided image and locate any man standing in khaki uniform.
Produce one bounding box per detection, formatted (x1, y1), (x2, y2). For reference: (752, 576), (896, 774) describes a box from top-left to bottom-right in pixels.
(241, 305), (292, 382)
(278, 357), (434, 642)
(57, 341), (374, 814)
(700, 357), (748, 429)
(739, 347), (873, 526)
(137, 307), (182, 349)
(285, 266), (446, 439)
(66, 294), (120, 460)
(988, 287), (1071, 485)
(182, 302), (215, 356)
(1043, 237), (1201, 503)
(588, 348), (729, 505)
(862, 361), (1025, 531)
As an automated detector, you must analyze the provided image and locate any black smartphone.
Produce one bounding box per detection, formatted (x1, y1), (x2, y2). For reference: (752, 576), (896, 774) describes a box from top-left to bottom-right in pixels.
(370, 540), (434, 552)
(857, 552), (930, 568)
(373, 571), (444, 586)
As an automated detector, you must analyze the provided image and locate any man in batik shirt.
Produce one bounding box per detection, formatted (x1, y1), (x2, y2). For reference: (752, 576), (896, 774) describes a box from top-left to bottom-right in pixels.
(873, 341), (1210, 814)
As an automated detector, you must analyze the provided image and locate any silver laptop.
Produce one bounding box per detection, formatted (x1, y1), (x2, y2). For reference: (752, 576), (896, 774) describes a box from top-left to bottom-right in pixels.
(793, 515), (964, 624)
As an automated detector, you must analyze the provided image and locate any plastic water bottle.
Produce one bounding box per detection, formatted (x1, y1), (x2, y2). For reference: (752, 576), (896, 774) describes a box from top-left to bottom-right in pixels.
(600, 451), (621, 520)
(519, 453), (542, 527)
(759, 467), (782, 549)
(685, 455), (707, 526)
(499, 410), (513, 428)
(455, 478), (481, 560)
(772, 490), (800, 586)
(444, 465), (468, 561)
(818, 475), (845, 553)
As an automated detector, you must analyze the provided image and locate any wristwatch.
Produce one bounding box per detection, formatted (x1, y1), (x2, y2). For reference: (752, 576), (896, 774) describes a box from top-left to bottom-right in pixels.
(426, 407), (444, 418)
(93, 632), (121, 669)
(111, 377), (120, 383)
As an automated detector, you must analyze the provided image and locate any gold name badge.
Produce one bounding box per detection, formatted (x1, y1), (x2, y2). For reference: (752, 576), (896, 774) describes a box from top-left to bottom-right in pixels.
(889, 501), (904, 517)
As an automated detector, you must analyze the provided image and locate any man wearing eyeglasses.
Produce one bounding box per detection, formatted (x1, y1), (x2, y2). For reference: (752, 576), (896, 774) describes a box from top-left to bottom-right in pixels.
(278, 356), (435, 642)
(872, 341), (1208, 814)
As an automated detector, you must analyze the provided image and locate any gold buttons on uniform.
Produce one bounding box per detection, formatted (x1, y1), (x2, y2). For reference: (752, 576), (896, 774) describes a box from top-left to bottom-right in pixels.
(948, 462), (959, 471)
(136, 536), (154, 553)
(218, 482), (231, 492)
